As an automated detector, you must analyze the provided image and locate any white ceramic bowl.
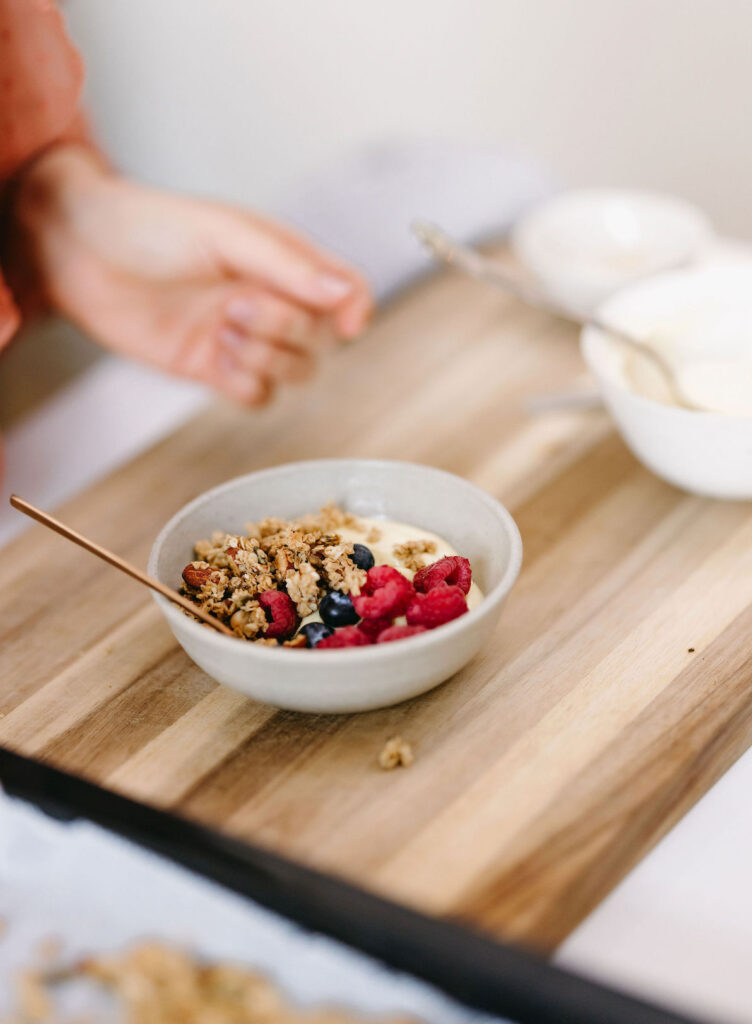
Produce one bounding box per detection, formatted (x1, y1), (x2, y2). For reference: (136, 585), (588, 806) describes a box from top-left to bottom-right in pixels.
(148, 460), (522, 713)
(512, 189), (711, 312)
(582, 264), (752, 500)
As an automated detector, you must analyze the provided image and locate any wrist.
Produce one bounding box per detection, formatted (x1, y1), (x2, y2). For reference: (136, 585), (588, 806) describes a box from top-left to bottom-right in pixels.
(13, 143), (111, 230)
(6, 143), (114, 313)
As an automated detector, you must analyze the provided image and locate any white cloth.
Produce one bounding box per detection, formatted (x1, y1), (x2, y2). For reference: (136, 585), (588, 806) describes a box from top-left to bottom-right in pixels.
(0, 789), (497, 1021)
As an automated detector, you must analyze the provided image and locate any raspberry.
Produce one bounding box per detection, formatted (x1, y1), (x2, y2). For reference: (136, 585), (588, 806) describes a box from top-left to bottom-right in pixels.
(258, 590), (298, 639)
(358, 616), (393, 640)
(353, 565), (414, 619)
(377, 624), (427, 643)
(406, 584), (468, 629)
(413, 556), (472, 595)
(317, 625), (373, 649)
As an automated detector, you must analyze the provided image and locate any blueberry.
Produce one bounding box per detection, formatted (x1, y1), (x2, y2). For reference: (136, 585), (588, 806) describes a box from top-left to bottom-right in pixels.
(300, 622), (334, 648)
(319, 590), (360, 627)
(349, 543), (375, 571)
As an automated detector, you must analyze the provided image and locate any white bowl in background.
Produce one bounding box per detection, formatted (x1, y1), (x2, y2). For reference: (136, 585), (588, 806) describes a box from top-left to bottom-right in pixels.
(512, 189), (712, 312)
(148, 460), (523, 713)
(582, 264), (752, 500)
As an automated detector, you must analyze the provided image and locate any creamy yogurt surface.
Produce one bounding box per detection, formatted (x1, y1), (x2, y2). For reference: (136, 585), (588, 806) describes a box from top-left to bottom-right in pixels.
(619, 315), (752, 416)
(300, 515), (483, 629)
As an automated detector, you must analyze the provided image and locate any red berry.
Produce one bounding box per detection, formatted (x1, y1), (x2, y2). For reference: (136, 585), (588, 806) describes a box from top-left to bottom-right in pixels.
(358, 616), (393, 640)
(406, 584), (468, 629)
(413, 556), (472, 595)
(377, 624), (428, 643)
(317, 625), (373, 649)
(258, 590), (298, 639)
(353, 565), (414, 619)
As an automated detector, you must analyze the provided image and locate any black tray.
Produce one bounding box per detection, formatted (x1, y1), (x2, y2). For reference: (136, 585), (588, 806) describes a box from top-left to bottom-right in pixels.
(0, 747), (703, 1024)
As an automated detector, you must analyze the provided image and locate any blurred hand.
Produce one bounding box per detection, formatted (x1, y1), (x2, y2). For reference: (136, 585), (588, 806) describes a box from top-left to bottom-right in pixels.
(12, 145), (372, 405)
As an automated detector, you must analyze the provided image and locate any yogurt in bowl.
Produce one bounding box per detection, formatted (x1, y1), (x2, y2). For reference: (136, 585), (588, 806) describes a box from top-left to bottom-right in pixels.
(582, 264), (752, 499)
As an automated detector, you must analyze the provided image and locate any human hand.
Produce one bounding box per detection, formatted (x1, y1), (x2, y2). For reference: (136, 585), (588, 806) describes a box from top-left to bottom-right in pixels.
(11, 146), (373, 405)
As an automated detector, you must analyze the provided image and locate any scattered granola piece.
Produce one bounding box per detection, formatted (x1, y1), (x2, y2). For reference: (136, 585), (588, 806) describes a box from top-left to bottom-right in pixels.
(321, 543), (367, 596)
(245, 516), (289, 540)
(11, 940), (417, 1023)
(365, 526), (382, 544)
(228, 601), (267, 639)
(282, 633), (308, 648)
(304, 502), (363, 533)
(16, 969), (52, 1021)
(393, 539), (437, 573)
(35, 935), (63, 963)
(285, 562), (321, 616)
(378, 736), (414, 770)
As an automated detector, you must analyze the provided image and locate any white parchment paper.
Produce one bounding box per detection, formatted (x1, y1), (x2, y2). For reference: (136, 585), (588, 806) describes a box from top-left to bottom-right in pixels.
(0, 790), (501, 1021)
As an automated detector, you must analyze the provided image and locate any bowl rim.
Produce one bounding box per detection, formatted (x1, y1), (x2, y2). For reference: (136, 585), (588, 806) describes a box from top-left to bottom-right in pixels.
(581, 262), (752, 423)
(514, 187), (711, 238)
(512, 188), (712, 289)
(148, 458), (523, 662)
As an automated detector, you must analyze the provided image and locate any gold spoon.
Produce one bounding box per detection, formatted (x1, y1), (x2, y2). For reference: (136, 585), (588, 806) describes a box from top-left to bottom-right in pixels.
(412, 220), (696, 411)
(9, 494), (235, 638)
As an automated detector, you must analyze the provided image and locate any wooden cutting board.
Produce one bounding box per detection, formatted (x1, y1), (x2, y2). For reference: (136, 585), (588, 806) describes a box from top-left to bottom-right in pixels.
(3, 257), (752, 954)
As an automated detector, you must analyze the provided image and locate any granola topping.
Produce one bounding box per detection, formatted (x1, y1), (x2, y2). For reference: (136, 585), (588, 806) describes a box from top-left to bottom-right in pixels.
(392, 539), (437, 573)
(182, 506), (482, 647)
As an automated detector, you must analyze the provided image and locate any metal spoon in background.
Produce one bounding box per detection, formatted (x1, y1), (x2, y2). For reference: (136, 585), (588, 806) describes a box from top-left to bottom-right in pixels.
(411, 220), (696, 412)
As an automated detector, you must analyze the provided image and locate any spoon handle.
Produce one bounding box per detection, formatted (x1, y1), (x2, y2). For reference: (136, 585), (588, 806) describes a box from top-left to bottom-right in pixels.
(412, 220), (689, 408)
(9, 495), (235, 638)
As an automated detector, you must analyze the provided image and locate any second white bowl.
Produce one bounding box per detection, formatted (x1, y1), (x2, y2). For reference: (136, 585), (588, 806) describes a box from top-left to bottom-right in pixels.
(513, 188), (711, 312)
(582, 264), (752, 500)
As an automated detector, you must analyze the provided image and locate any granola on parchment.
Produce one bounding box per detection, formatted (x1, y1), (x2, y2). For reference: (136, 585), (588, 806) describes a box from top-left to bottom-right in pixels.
(13, 940), (418, 1024)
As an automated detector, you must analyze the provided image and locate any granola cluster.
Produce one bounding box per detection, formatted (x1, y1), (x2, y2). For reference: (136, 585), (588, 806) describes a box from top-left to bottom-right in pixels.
(182, 506), (368, 641)
(392, 539), (437, 573)
(14, 941), (416, 1023)
(378, 736), (415, 770)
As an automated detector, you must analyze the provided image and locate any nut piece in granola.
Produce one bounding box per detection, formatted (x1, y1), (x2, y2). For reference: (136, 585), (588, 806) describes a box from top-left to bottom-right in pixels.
(378, 736), (414, 770)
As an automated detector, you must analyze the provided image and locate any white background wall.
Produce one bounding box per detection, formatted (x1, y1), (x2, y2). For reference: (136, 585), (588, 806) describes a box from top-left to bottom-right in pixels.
(65, 0), (752, 236)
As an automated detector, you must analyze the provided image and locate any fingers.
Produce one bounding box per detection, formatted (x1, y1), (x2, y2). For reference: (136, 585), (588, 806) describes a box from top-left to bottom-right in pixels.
(219, 327), (315, 384)
(224, 290), (326, 349)
(333, 287), (373, 340)
(257, 215), (374, 338)
(207, 206), (374, 333)
(177, 330), (272, 407)
(213, 355), (273, 407)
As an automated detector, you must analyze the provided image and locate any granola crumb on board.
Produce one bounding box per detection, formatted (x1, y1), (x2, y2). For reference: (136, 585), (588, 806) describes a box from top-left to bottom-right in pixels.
(378, 736), (414, 770)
